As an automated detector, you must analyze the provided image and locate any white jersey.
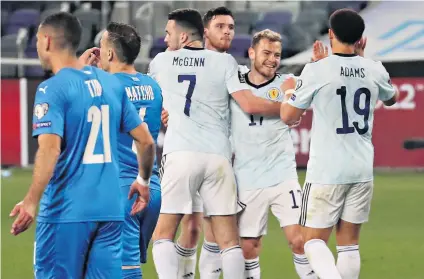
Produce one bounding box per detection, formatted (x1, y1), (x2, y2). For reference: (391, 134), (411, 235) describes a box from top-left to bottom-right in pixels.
(149, 47), (249, 160)
(288, 54), (396, 184)
(231, 71), (297, 191)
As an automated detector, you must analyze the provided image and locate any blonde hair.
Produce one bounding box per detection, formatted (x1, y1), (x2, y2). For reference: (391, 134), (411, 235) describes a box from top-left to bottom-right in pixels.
(251, 29), (282, 47)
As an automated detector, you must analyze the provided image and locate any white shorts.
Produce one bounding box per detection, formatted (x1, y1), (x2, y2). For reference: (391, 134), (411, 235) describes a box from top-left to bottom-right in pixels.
(238, 179), (302, 238)
(299, 181), (374, 228)
(159, 151), (239, 216)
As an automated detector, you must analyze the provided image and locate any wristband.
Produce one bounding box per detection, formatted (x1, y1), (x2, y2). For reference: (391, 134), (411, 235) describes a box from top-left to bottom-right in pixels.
(137, 175), (150, 186)
(285, 89), (295, 95)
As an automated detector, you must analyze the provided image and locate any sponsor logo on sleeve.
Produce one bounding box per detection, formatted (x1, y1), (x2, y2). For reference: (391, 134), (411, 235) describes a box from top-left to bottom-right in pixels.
(238, 70), (246, 83)
(33, 121), (52, 130)
(295, 79), (303, 91)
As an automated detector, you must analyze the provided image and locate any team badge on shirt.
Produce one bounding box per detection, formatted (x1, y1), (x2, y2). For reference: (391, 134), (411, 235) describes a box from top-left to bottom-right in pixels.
(34, 103), (49, 119)
(266, 87), (281, 100)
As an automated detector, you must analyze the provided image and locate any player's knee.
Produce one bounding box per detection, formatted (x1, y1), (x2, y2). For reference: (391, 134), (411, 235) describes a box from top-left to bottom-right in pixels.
(186, 221), (202, 241)
(241, 238), (261, 259)
(288, 233), (305, 254)
(181, 217), (202, 244)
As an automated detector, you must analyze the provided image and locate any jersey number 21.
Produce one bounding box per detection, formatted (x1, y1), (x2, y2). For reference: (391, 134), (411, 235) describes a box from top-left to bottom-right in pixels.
(83, 105), (112, 164)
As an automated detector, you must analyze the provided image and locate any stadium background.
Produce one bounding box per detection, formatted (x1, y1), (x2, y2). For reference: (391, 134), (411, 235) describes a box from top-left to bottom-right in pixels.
(1, 1), (423, 278)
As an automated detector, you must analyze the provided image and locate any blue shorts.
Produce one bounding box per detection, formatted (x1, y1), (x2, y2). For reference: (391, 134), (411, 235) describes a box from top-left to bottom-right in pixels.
(34, 221), (123, 279)
(122, 175), (161, 266)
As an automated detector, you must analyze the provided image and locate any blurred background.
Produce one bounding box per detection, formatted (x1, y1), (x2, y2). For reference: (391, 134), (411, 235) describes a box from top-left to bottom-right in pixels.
(1, 1), (424, 278)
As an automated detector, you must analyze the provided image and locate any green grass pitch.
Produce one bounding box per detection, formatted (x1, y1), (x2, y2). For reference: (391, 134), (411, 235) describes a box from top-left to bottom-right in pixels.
(2, 169), (423, 278)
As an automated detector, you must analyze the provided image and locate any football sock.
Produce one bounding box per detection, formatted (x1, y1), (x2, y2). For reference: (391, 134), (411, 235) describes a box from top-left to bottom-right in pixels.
(220, 245), (245, 279)
(199, 240), (222, 279)
(293, 253), (318, 279)
(175, 242), (197, 279)
(304, 239), (342, 279)
(152, 239), (178, 279)
(245, 257), (261, 279)
(336, 245), (360, 279)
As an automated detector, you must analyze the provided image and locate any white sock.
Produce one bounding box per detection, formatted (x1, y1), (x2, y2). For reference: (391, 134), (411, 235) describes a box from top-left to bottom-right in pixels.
(336, 245), (360, 279)
(199, 241), (222, 279)
(220, 245), (245, 279)
(175, 242), (197, 279)
(245, 257), (261, 279)
(293, 253), (318, 279)
(152, 239), (178, 279)
(304, 239), (342, 279)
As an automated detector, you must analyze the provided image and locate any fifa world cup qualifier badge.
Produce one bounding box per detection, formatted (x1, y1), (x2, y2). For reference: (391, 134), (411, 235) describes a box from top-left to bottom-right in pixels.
(34, 103), (49, 119)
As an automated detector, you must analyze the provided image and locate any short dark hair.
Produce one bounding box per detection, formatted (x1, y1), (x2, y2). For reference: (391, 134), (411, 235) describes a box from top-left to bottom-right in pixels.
(106, 22), (141, 65)
(252, 29), (282, 48)
(168, 8), (204, 39)
(41, 12), (82, 52)
(203, 6), (233, 27)
(329, 9), (365, 45)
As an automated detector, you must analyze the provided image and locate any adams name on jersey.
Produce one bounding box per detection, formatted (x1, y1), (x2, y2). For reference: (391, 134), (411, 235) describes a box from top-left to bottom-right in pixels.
(288, 54), (396, 184)
(231, 70), (298, 191)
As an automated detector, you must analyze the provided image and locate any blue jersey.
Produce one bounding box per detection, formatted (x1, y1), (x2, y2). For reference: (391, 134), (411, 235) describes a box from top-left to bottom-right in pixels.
(114, 72), (162, 190)
(32, 66), (142, 223)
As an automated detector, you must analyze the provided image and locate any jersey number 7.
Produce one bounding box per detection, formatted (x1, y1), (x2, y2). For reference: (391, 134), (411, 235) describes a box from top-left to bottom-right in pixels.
(336, 86), (371, 135)
(178, 74), (196, 117)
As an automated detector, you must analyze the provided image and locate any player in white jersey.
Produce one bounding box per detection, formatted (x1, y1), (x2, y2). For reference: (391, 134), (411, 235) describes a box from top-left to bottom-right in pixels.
(280, 9), (398, 279)
(232, 29), (316, 279)
(171, 7), (238, 279)
(149, 9), (281, 279)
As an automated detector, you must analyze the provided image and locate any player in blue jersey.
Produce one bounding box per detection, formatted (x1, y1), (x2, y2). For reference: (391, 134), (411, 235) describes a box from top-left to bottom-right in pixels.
(96, 22), (163, 279)
(9, 12), (155, 279)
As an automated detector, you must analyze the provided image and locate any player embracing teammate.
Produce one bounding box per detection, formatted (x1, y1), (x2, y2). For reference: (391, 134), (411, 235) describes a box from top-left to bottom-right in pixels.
(10, 6), (397, 279)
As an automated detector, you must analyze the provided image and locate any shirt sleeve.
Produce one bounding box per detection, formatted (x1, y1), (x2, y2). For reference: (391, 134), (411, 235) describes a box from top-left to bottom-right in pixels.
(147, 56), (158, 80)
(375, 61), (396, 102)
(32, 82), (65, 138)
(225, 55), (250, 94)
(287, 64), (321, 109)
(120, 88), (143, 133)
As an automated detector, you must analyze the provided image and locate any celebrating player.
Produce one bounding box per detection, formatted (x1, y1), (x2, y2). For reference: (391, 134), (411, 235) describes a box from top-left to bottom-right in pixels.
(9, 12), (154, 278)
(173, 7), (237, 279)
(281, 9), (398, 279)
(149, 8), (282, 279)
(231, 29), (316, 279)
(98, 22), (162, 278)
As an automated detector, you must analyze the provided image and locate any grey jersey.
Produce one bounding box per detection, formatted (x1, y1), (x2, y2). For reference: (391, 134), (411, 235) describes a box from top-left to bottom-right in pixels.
(231, 72), (297, 190)
(149, 47), (249, 160)
(288, 54), (396, 184)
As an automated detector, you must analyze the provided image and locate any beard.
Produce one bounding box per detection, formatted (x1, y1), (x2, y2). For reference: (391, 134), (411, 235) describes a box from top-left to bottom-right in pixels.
(254, 61), (277, 79)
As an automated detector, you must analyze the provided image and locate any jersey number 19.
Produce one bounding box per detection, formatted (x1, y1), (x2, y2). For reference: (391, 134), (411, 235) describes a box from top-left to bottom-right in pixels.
(336, 86), (371, 135)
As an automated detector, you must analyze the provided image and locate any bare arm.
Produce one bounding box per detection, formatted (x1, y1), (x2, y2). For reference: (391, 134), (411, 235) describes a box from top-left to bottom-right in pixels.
(231, 89), (281, 116)
(26, 134), (61, 204)
(130, 123), (155, 181)
(10, 134), (61, 235)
